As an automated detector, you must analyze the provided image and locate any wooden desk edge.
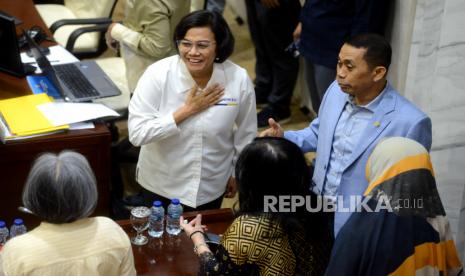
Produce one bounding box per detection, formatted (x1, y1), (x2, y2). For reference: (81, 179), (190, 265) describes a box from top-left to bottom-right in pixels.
(116, 208), (234, 227)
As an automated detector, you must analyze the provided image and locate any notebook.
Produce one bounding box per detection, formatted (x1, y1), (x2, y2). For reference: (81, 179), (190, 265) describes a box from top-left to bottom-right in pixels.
(0, 11), (35, 77)
(25, 30), (121, 102)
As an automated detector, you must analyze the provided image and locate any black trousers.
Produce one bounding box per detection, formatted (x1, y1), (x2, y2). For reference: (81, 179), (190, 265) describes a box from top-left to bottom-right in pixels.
(140, 187), (224, 212)
(245, 0), (301, 112)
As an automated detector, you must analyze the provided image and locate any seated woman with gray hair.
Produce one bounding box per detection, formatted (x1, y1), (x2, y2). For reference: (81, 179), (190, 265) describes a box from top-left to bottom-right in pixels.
(0, 151), (136, 276)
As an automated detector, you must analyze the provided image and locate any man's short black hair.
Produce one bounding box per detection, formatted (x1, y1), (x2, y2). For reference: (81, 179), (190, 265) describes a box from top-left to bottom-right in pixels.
(173, 10), (235, 63)
(345, 33), (392, 70)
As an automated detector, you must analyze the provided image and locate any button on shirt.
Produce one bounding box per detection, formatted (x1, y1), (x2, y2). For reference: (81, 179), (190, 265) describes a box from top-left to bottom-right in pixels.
(323, 89), (386, 201)
(128, 55), (257, 208)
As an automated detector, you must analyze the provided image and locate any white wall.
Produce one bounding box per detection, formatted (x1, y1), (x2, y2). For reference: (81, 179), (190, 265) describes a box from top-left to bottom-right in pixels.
(389, 0), (465, 261)
(386, 0), (417, 93)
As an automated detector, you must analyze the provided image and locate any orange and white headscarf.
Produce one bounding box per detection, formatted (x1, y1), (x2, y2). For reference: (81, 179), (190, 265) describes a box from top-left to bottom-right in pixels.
(325, 137), (463, 276)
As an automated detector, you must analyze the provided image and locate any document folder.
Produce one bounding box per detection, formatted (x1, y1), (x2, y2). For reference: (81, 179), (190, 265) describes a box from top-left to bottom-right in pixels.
(0, 94), (68, 142)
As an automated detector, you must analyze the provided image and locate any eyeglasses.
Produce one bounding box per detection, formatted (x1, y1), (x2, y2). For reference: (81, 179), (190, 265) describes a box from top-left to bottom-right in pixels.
(176, 39), (216, 51)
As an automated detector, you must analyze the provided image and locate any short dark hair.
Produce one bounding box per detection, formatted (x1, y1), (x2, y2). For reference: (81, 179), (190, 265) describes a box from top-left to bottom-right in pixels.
(235, 137), (329, 237)
(173, 10), (234, 63)
(22, 151), (98, 224)
(345, 33), (392, 71)
(235, 137), (312, 213)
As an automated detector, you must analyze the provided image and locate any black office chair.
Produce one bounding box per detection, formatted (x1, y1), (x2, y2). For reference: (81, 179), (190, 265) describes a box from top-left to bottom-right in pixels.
(35, 0), (117, 59)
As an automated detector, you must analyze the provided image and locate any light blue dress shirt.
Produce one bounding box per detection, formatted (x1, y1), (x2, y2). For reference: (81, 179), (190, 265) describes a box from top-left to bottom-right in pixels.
(322, 88), (386, 201)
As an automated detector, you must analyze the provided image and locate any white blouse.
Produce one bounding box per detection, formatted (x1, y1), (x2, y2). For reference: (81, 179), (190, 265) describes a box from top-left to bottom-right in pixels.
(128, 55), (257, 207)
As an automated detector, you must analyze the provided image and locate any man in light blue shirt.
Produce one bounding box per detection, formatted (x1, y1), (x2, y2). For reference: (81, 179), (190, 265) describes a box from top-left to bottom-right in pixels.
(260, 33), (432, 236)
(324, 91), (385, 202)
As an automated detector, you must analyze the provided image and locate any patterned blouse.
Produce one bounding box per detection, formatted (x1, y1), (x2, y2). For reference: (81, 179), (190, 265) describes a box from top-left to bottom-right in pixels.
(199, 214), (332, 275)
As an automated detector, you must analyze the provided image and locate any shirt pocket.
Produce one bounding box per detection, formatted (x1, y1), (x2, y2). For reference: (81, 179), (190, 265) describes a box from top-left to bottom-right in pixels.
(203, 99), (239, 135)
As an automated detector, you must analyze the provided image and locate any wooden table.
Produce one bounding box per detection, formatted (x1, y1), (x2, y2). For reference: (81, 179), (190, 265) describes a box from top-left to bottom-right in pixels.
(0, 0), (111, 228)
(118, 208), (234, 275)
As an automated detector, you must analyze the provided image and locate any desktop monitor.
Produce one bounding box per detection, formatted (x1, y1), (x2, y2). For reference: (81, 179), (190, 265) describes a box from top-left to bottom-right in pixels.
(0, 11), (31, 77)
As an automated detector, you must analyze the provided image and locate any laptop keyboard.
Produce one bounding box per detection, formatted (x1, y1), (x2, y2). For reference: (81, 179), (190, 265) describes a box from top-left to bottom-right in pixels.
(53, 63), (99, 98)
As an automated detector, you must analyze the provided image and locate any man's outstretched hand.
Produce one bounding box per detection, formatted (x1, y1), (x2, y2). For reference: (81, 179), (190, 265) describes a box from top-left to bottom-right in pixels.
(259, 118), (284, 137)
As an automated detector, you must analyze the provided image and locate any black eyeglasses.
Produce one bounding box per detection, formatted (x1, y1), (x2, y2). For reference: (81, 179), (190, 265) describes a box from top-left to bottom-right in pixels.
(176, 39), (216, 51)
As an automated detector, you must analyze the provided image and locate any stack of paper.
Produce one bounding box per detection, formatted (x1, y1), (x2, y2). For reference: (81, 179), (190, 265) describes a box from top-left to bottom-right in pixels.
(0, 94), (69, 143)
(37, 102), (120, 126)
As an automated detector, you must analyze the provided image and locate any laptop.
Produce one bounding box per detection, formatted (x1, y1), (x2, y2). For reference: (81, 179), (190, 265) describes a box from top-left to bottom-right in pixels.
(0, 11), (35, 77)
(25, 29), (121, 102)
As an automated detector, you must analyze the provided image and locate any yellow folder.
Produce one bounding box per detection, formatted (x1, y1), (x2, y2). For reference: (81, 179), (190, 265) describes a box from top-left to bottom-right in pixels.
(0, 94), (69, 137)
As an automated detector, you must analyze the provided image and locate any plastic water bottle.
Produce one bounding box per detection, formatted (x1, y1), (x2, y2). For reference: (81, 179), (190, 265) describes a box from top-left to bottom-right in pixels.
(9, 218), (27, 238)
(148, 200), (164, 238)
(0, 220), (9, 246)
(166, 198), (183, 235)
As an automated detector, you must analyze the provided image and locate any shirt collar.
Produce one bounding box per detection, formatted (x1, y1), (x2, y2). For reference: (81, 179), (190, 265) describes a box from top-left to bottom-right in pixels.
(176, 56), (226, 93)
(346, 82), (388, 112)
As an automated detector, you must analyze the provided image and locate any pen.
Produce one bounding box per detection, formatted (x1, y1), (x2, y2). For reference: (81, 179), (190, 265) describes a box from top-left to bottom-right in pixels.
(214, 103), (237, 106)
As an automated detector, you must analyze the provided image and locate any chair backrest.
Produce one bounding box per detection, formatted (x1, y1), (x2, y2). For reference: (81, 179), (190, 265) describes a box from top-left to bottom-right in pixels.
(65, 0), (115, 18)
(35, 0), (117, 58)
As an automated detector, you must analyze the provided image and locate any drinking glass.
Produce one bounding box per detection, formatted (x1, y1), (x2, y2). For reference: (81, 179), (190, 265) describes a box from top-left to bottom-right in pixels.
(130, 206), (151, 245)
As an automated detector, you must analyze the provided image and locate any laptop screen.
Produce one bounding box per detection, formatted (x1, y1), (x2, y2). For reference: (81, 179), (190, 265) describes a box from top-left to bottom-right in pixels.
(24, 30), (69, 101)
(0, 12), (25, 77)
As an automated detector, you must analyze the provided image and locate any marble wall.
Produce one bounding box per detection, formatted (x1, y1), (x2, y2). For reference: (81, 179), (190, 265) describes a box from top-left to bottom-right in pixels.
(386, 0), (417, 93)
(390, 0), (465, 260)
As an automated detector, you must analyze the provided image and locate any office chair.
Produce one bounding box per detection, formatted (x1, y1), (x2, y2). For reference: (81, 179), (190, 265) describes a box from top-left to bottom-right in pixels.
(91, 56), (131, 149)
(35, 0), (116, 59)
(94, 56), (141, 219)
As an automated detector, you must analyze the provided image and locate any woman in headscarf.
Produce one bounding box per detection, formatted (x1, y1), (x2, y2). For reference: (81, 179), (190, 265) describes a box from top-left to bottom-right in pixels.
(325, 137), (463, 276)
